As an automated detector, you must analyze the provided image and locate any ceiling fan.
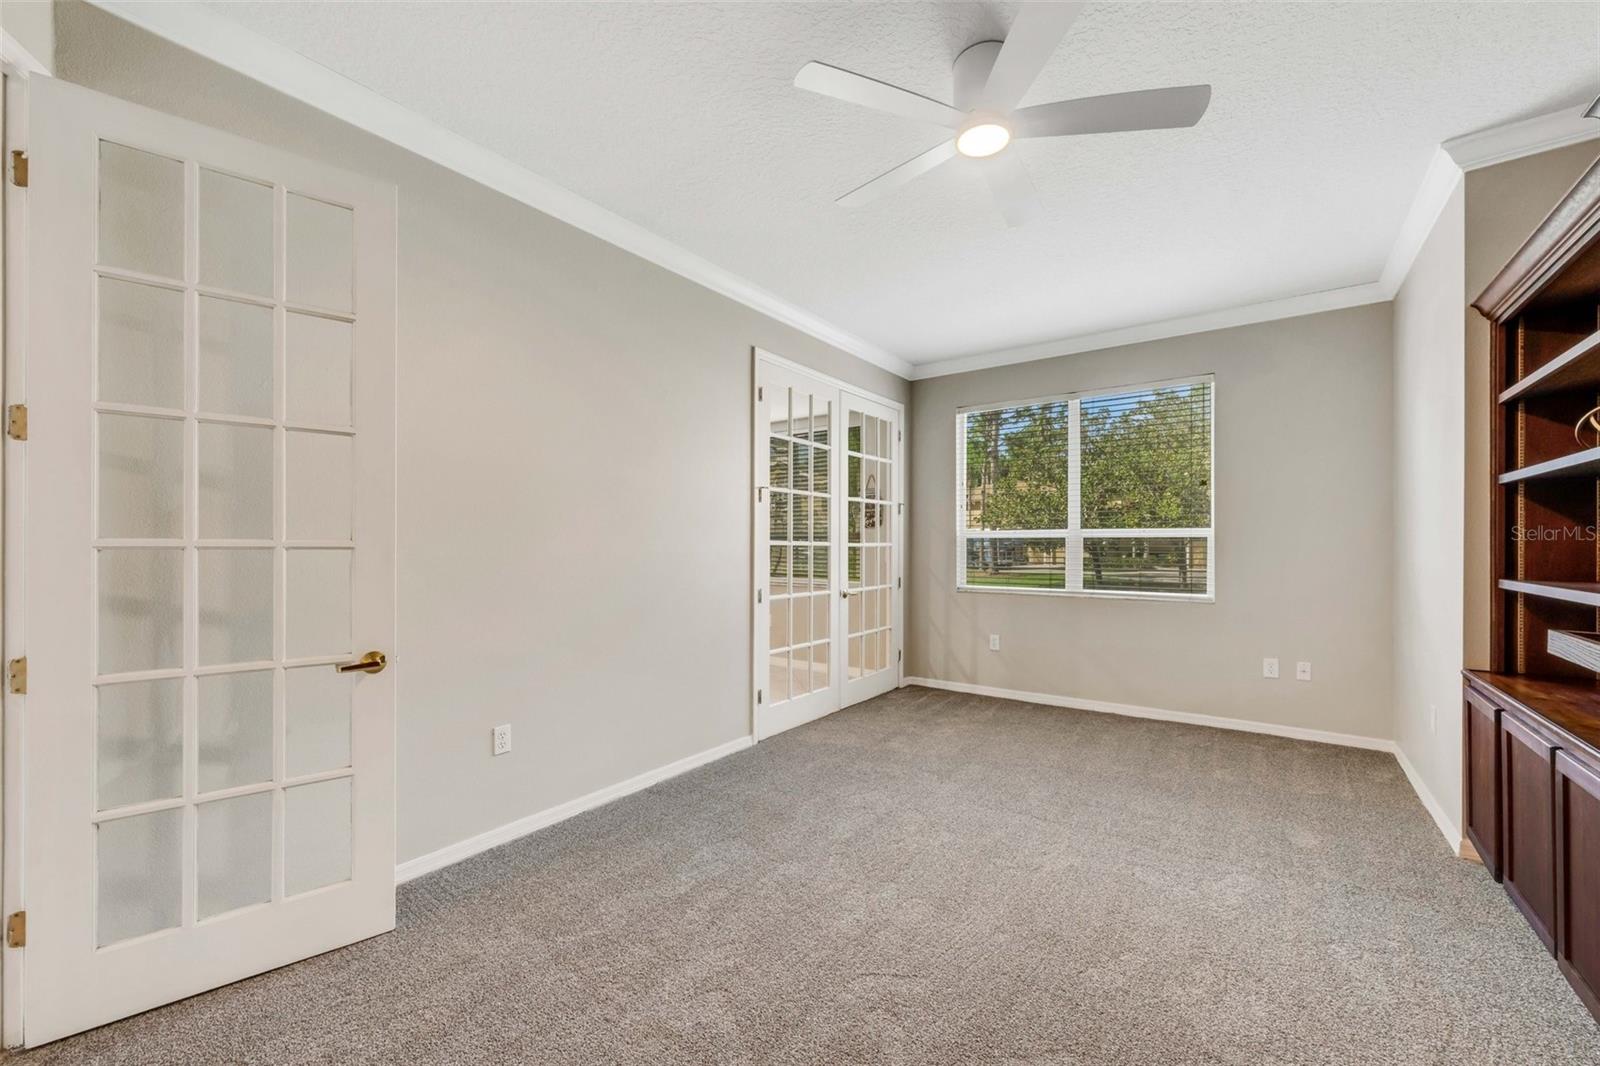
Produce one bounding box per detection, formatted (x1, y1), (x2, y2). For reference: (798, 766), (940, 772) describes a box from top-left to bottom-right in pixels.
(793, 2), (1211, 226)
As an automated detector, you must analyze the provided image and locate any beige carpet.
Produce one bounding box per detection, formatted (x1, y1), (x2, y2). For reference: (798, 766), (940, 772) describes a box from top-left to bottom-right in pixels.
(17, 685), (1600, 1064)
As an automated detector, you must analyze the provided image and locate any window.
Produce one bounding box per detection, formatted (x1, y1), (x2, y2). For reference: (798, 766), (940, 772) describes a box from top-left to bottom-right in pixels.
(958, 377), (1213, 599)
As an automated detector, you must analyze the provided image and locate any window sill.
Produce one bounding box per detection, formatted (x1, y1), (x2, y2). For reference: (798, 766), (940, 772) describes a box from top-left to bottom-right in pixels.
(956, 585), (1215, 604)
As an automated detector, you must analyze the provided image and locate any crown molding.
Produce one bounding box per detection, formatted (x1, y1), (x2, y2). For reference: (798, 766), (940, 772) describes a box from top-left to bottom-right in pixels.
(918, 112), (1587, 381)
(1443, 101), (1600, 171)
(84, 2), (1600, 385)
(1377, 146), (1463, 296)
(1, 29), (51, 77)
(87, 1), (912, 380)
(908, 281), (1390, 379)
(911, 143), (1463, 381)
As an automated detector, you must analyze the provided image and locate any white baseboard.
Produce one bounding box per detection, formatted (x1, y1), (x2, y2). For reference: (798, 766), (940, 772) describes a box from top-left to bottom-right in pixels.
(903, 676), (1463, 854)
(903, 676), (1394, 750)
(394, 734), (754, 883)
(1392, 742), (1463, 854)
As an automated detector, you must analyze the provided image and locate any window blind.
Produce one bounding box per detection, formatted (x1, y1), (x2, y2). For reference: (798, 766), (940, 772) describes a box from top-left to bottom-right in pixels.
(957, 378), (1213, 598)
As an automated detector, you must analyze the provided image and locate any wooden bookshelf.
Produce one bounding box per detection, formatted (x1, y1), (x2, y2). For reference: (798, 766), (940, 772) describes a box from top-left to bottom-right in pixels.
(1468, 154), (1600, 1024)
(1475, 155), (1600, 680)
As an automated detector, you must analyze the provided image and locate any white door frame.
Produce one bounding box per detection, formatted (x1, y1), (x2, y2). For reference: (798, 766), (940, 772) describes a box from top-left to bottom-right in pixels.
(2, 63), (32, 1049)
(750, 348), (904, 741)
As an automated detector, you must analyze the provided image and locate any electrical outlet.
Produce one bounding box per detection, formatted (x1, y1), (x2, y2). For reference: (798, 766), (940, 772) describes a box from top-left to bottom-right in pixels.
(492, 724), (512, 756)
(1295, 661), (1312, 682)
(1262, 657), (1279, 679)
(989, 634), (1001, 651)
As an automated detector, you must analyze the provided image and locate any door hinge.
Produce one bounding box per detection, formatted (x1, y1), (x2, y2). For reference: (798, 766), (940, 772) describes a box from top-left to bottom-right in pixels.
(757, 386), (764, 402)
(756, 486), (764, 502)
(756, 589), (763, 604)
(898, 429), (902, 443)
(6, 404), (26, 441)
(898, 649), (903, 663)
(897, 576), (902, 589)
(6, 657), (24, 695)
(756, 689), (763, 705)
(6, 911), (24, 948)
(9, 151), (27, 188)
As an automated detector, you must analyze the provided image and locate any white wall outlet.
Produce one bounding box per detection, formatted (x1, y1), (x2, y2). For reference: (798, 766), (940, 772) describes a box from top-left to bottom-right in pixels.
(989, 634), (1001, 651)
(1295, 661), (1312, 682)
(492, 724), (512, 756)
(1262, 657), (1279, 679)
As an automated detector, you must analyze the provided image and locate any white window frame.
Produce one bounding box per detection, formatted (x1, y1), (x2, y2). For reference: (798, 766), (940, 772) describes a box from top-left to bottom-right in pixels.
(955, 373), (1215, 603)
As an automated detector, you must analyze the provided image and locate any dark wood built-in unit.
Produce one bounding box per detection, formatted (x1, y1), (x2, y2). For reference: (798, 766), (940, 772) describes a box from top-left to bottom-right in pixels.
(1556, 749), (1600, 1019)
(1500, 708), (1558, 949)
(1469, 154), (1600, 1023)
(1462, 683), (1502, 877)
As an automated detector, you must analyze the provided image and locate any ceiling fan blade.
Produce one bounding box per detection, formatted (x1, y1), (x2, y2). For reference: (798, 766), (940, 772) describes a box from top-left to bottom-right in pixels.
(977, 2), (1087, 112)
(1014, 85), (1213, 138)
(795, 61), (963, 128)
(985, 153), (1043, 228)
(837, 140), (958, 207)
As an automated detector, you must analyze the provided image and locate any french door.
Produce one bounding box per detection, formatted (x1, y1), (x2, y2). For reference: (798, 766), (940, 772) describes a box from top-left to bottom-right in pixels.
(8, 76), (396, 1045)
(753, 353), (901, 740)
(839, 392), (900, 708)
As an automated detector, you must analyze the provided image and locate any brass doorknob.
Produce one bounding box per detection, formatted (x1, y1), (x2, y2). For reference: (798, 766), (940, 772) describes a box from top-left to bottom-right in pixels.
(336, 651), (388, 674)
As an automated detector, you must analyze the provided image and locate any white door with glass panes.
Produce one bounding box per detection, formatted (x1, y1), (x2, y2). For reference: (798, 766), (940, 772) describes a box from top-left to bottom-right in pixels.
(10, 76), (396, 1046)
(840, 393), (900, 707)
(754, 354), (901, 739)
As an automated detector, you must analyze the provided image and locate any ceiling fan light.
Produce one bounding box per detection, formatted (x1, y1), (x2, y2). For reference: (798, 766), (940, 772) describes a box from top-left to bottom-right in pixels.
(956, 122), (1011, 158)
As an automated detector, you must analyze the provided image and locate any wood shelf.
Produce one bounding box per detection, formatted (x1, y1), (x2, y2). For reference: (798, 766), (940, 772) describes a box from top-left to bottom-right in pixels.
(1498, 331), (1600, 403)
(1499, 579), (1600, 608)
(1499, 446), (1600, 483)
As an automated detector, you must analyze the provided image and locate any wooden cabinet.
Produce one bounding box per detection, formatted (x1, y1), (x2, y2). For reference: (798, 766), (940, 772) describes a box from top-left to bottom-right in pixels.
(1463, 687), (1501, 879)
(1500, 709), (1557, 950)
(1467, 672), (1600, 1020)
(1556, 750), (1600, 1018)
(1468, 150), (1600, 1021)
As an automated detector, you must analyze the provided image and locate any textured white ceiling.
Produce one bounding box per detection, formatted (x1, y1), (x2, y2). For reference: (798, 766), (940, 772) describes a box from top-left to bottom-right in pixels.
(203, 1), (1600, 366)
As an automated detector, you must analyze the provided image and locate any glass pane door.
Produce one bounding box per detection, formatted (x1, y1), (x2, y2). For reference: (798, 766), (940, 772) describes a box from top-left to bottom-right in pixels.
(758, 364), (838, 729)
(754, 358), (901, 735)
(20, 75), (397, 1046)
(756, 363), (840, 739)
(843, 396), (900, 707)
(92, 141), (363, 947)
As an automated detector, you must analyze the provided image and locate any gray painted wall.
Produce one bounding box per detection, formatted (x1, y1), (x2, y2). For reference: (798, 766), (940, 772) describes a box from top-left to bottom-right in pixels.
(52, 0), (908, 864)
(907, 304), (1396, 741)
(1392, 181), (1465, 837)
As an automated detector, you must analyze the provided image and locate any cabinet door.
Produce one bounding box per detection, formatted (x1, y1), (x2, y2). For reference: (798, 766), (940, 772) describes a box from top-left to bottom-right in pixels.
(1501, 711), (1557, 951)
(1555, 750), (1600, 1018)
(1463, 687), (1502, 879)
